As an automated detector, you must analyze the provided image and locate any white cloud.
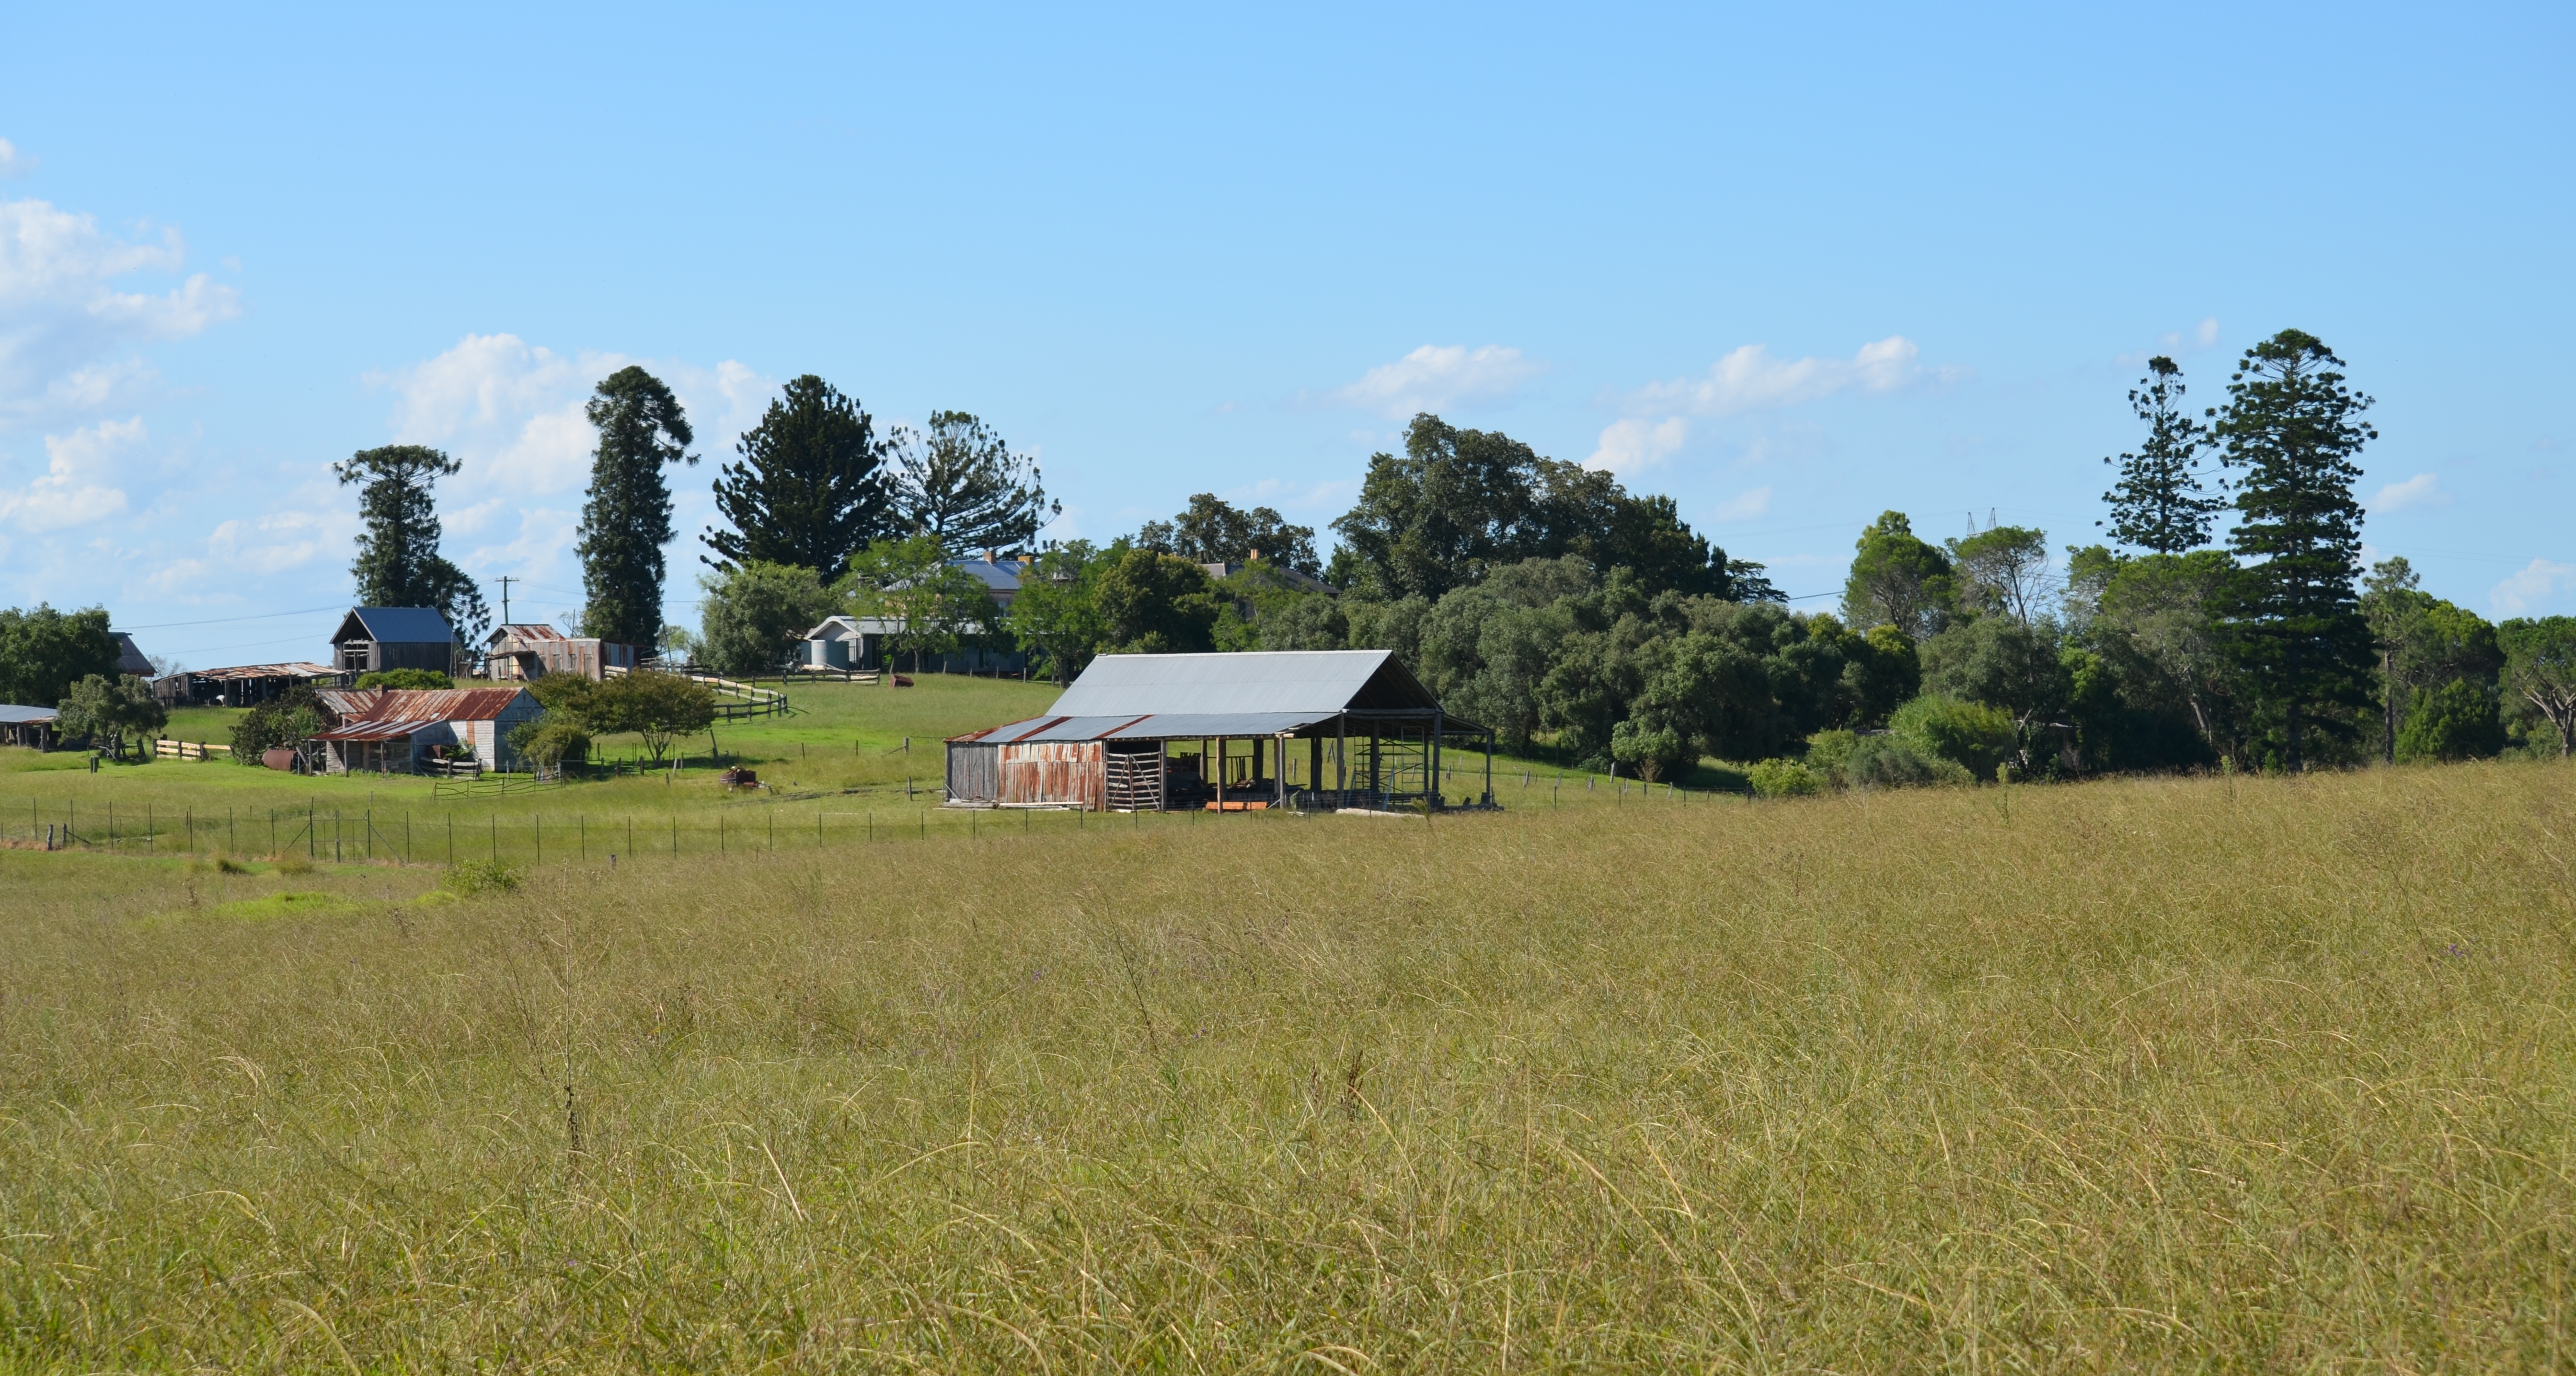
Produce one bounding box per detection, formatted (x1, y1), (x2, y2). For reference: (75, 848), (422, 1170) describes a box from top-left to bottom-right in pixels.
(1620, 336), (1949, 417)
(1327, 344), (1545, 418)
(2491, 559), (2576, 618)
(0, 198), (239, 422)
(2370, 473), (2447, 514)
(0, 138), (29, 178)
(0, 415), (140, 531)
(204, 506), (355, 576)
(1711, 485), (1774, 522)
(372, 334), (774, 501)
(1584, 417), (1688, 474)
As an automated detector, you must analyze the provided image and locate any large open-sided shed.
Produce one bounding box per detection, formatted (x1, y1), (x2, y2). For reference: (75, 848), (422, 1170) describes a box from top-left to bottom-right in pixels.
(945, 650), (1489, 812)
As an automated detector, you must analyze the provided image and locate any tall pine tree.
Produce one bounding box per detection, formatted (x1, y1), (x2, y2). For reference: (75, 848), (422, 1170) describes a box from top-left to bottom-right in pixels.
(2212, 329), (2376, 772)
(335, 445), (488, 646)
(577, 366), (695, 646)
(891, 410), (1056, 556)
(2101, 355), (2225, 552)
(703, 375), (898, 575)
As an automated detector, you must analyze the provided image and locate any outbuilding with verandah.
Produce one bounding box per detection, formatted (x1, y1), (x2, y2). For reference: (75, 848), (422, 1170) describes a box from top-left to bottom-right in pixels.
(944, 650), (1490, 812)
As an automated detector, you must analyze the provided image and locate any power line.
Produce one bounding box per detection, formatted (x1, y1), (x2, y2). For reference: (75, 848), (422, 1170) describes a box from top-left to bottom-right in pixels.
(114, 603), (346, 632)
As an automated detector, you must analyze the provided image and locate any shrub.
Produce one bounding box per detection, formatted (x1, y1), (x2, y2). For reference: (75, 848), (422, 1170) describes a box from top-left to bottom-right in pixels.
(230, 692), (321, 765)
(354, 668), (453, 690)
(1845, 734), (1972, 789)
(1609, 720), (1693, 783)
(1804, 729), (1860, 779)
(2396, 680), (2505, 763)
(1745, 758), (1821, 797)
(1889, 694), (2016, 781)
(509, 714), (592, 770)
(444, 860), (522, 895)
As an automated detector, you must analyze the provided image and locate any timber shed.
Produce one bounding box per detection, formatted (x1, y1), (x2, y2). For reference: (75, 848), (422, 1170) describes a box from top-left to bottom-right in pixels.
(944, 650), (1489, 812)
(331, 607), (460, 677)
(305, 686), (540, 774)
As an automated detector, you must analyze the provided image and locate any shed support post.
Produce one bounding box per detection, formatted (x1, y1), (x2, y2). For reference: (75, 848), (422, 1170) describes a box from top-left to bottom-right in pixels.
(1276, 733), (1288, 807)
(1336, 716), (1347, 804)
(1309, 735), (1323, 802)
(1433, 716), (1443, 809)
(1484, 729), (1493, 806)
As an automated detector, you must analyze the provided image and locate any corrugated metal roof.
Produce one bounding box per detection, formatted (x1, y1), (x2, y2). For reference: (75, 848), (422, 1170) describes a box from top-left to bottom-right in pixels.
(185, 662), (335, 680)
(488, 622), (568, 644)
(317, 687), (532, 723)
(957, 708), (1411, 744)
(312, 720), (431, 742)
(1051, 650), (1405, 716)
(341, 607), (456, 643)
(0, 704), (59, 725)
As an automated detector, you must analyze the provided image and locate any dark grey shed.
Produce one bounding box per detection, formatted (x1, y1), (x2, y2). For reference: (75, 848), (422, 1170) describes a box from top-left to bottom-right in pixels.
(945, 650), (1490, 812)
(331, 607), (461, 677)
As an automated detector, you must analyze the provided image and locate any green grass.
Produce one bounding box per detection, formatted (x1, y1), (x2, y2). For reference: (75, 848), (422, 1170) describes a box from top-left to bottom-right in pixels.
(1, 760), (2570, 1369)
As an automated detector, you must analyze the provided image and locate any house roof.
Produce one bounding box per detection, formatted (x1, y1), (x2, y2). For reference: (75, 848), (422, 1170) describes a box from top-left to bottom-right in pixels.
(311, 720), (433, 743)
(111, 632), (154, 677)
(316, 687), (532, 723)
(804, 615), (902, 639)
(953, 559), (1024, 594)
(487, 622), (569, 645)
(335, 607), (457, 644)
(0, 704), (59, 725)
(958, 651), (1481, 740)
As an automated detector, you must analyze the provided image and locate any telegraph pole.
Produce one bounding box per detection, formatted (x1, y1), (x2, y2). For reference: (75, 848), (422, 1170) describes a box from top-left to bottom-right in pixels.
(496, 575), (517, 626)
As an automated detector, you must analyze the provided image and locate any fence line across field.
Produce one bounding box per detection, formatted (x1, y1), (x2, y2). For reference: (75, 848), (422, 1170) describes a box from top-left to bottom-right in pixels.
(6, 770), (1738, 865)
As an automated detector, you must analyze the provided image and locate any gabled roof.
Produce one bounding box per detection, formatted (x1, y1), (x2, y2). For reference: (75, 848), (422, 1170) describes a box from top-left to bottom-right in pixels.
(487, 622), (568, 646)
(952, 559), (1024, 594)
(111, 632), (154, 677)
(1052, 650), (1446, 716)
(316, 687), (533, 723)
(334, 607), (456, 644)
(0, 704), (59, 725)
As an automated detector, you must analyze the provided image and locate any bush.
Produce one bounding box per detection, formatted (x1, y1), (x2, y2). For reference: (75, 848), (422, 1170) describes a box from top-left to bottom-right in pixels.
(1746, 758), (1821, 797)
(2396, 680), (2505, 763)
(509, 714), (592, 770)
(1889, 694), (2016, 781)
(230, 691), (321, 765)
(1804, 729), (1860, 778)
(1609, 720), (1693, 783)
(443, 860), (522, 896)
(354, 668), (453, 690)
(1845, 734), (1973, 789)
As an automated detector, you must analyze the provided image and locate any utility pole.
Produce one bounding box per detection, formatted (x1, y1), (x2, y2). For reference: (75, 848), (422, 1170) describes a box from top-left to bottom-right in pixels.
(496, 575), (517, 625)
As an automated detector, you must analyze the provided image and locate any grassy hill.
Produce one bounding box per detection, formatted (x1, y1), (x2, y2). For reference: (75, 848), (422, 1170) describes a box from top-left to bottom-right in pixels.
(2, 760), (2570, 1368)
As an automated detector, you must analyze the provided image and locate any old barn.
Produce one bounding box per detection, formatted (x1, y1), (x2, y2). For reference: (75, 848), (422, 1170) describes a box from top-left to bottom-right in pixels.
(944, 650), (1490, 812)
(331, 607), (461, 677)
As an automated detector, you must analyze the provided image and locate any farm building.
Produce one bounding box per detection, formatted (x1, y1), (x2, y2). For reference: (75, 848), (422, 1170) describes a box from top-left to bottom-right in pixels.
(800, 556), (1032, 675)
(944, 650), (1490, 812)
(154, 661), (337, 707)
(302, 686), (541, 775)
(0, 704), (59, 750)
(330, 607), (461, 677)
(481, 623), (640, 680)
(111, 632), (154, 677)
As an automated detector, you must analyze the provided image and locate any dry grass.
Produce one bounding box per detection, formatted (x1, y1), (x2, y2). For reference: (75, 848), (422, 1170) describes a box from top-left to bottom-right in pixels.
(2, 763), (2571, 1370)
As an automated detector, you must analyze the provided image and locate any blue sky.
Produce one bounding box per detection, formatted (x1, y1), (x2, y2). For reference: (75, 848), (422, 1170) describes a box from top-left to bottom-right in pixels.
(3, 3), (2568, 669)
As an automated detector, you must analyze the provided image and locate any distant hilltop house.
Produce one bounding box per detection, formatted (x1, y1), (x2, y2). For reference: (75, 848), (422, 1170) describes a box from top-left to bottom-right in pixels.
(302, 686), (540, 776)
(331, 607), (463, 678)
(482, 623), (640, 681)
(800, 554), (1030, 676)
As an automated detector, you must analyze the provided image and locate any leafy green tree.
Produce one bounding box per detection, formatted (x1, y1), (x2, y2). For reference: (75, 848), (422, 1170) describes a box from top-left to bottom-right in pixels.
(1947, 525), (2053, 626)
(1889, 694), (2016, 781)
(2091, 550), (2240, 760)
(1417, 558), (1595, 753)
(1139, 494), (1321, 574)
(892, 411), (1056, 556)
(2395, 680), (2503, 762)
(696, 561), (838, 676)
(1840, 512), (1954, 641)
(578, 366), (696, 647)
(2498, 617), (2576, 758)
(1004, 541), (1111, 683)
(0, 604), (119, 708)
(335, 445), (488, 646)
(705, 375), (897, 575)
(55, 673), (165, 760)
(844, 534), (993, 672)
(508, 713), (592, 771)
(1091, 549), (1222, 654)
(2360, 557), (2503, 764)
(588, 670), (718, 765)
(2212, 330), (2377, 772)
(2102, 356), (2224, 552)
(1922, 615), (2075, 772)
(228, 687), (322, 765)
(1838, 620), (1921, 730)
(1331, 415), (1554, 599)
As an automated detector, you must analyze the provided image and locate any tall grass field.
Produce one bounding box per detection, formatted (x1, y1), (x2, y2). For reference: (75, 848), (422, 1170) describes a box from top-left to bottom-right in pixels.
(3, 752), (2571, 1368)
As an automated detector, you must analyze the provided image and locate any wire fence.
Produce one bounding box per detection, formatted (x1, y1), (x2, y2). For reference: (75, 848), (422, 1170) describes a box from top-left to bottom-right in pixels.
(2, 769), (1737, 869)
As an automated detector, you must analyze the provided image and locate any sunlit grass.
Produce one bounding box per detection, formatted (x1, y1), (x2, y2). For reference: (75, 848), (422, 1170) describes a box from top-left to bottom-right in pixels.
(2, 760), (2569, 1369)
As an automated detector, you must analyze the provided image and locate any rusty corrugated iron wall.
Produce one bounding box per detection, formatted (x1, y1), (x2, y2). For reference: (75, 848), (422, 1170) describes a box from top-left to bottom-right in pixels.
(997, 741), (1105, 810)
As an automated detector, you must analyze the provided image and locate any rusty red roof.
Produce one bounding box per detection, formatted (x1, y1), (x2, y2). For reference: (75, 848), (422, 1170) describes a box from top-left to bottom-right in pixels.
(317, 687), (533, 723)
(312, 720), (432, 742)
